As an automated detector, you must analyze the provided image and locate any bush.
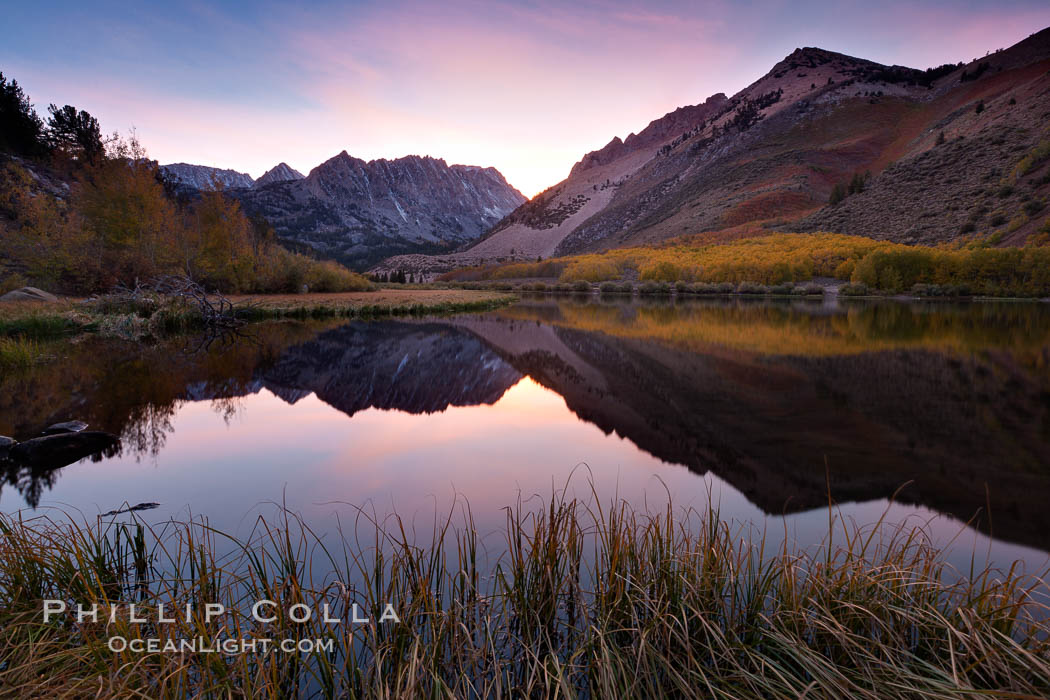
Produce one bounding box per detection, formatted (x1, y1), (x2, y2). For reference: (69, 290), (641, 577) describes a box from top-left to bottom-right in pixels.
(488, 259), (566, 280)
(599, 281), (622, 295)
(0, 272), (29, 296)
(1013, 139), (1050, 179)
(915, 281), (970, 298)
(839, 283), (870, 296)
(768, 283), (794, 295)
(639, 260), (683, 282)
(303, 259), (373, 293)
(252, 249), (372, 294)
(912, 283), (972, 298)
(736, 281), (768, 295)
(795, 283), (824, 296)
(560, 258), (622, 282)
(693, 282), (735, 294)
(572, 280), (591, 293)
(675, 280), (691, 293)
(911, 283), (933, 297)
(833, 258), (856, 279)
(638, 281), (671, 295)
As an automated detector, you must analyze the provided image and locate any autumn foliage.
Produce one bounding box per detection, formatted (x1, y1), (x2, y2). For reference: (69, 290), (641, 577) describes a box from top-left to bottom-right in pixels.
(462, 232), (1050, 297)
(0, 138), (370, 295)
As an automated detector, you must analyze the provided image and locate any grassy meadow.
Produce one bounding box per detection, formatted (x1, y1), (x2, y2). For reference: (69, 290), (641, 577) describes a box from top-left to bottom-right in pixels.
(0, 491), (1048, 698)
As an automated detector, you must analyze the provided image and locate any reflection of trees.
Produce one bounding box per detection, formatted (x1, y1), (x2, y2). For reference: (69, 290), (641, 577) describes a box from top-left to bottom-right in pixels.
(120, 402), (178, 460)
(0, 321), (334, 508)
(211, 396), (246, 425)
(2, 442), (119, 508)
(501, 298), (1050, 367)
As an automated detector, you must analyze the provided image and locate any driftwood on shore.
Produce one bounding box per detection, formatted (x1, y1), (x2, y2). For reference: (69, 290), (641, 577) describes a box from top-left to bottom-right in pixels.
(152, 276), (247, 328)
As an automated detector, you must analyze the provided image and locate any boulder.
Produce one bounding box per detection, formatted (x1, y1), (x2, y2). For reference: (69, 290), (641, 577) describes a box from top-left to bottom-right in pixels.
(0, 435), (15, 459)
(41, 420), (89, 436)
(9, 431), (119, 469)
(0, 287), (58, 303)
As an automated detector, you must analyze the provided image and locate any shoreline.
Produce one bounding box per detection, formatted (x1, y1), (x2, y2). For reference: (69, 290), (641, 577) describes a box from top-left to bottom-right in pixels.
(0, 289), (517, 339)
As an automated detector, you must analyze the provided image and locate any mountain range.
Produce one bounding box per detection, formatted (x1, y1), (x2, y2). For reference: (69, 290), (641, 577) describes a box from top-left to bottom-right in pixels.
(232, 153), (525, 268)
(160, 161), (305, 190)
(156, 26), (1050, 276)
(160, 162), (256, 190)
(376, 26), (1050, 277)
(160, 155), (525, 269)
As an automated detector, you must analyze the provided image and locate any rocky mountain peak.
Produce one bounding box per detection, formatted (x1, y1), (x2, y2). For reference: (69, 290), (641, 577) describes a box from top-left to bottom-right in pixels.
(570, 92), (729, 177)
(254, 162), (304, 188)
(160, 163), (254, 190)
(233, 149), (525, 269)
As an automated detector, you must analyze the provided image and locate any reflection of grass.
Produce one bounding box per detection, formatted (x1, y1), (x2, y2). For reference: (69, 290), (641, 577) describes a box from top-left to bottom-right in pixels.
(0, 319), (343, 443)
(2, 492), (1048, 696)
(501, 300), (1050, 357)
(0, 337), (44, 371)
(231, 289), (515, 320)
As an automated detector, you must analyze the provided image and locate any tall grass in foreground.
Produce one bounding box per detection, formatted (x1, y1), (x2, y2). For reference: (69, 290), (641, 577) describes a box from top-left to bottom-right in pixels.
(1, 492), (1048, 698)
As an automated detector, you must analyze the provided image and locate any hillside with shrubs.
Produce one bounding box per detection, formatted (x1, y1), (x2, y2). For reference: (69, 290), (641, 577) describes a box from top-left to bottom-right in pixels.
(0, 71), (370, 296)
(446, 232), (1050, 298)
(392, 27), (1050, 279)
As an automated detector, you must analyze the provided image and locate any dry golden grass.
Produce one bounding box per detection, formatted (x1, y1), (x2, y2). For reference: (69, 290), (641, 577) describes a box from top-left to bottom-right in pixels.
(0, 298), (76, 320)
(0, 289), (516, 341)
(2, 491), (1049, 698)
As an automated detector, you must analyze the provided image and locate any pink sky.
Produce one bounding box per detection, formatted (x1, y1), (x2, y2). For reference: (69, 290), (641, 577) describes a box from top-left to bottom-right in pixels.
(4, 1), (1049, 196)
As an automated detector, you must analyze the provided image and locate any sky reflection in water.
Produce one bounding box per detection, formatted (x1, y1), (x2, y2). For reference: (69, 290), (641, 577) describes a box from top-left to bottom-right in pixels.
(2, 298), (1049, 578)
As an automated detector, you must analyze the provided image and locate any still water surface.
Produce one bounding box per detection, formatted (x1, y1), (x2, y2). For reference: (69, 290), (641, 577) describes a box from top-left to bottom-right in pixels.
(2, 297), (1049, 576)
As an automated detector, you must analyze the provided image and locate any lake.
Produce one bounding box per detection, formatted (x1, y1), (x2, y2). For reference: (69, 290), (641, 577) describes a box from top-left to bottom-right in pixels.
(3, 296), (1050, 578)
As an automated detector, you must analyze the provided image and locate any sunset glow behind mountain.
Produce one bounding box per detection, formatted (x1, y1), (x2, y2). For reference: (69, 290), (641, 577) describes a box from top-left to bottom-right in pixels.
(3, 0), (1049, 196)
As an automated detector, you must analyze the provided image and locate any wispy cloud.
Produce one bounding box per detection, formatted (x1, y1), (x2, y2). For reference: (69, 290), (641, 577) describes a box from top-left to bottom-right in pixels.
(3, 0), (1047, 196)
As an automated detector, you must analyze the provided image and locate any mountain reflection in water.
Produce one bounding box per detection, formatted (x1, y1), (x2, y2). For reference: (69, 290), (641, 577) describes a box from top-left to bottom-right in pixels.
(1, 297), (1049, 562)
